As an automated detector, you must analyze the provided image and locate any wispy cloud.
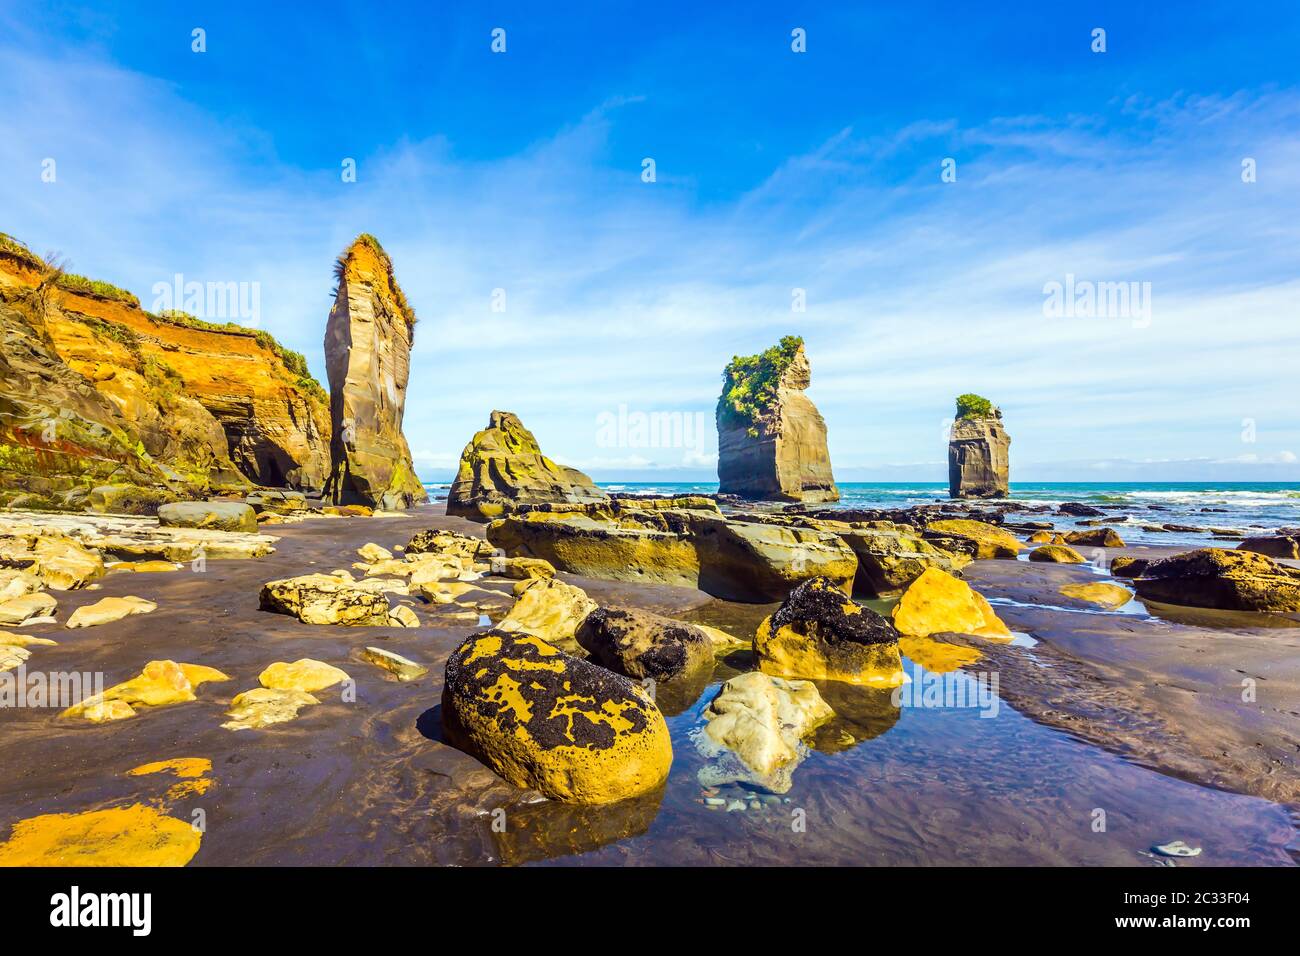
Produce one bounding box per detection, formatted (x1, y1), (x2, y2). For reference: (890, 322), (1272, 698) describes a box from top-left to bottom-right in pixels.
(2, 34), (1298, 482)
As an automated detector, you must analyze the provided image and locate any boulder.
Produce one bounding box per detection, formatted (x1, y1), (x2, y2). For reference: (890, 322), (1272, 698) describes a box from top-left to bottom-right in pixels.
(0, 569), (41, 602)
(0, 592), (57, 626)
(258, 658), (350, 693)
(1132, 548), (1300, 613)
(575, 606), (714, 681)
(447, 410), (607, 520)
(361, 646), (427, 681)
(0, 533), (107, 590)
(837, 524), (970, 596)
(924, 519), (1023, 559)
(494, 556), (556, 581)
(1058, 502), (1106, 517)
(948, 401), (1010, 498)
(1027, 530), (1055, 544)
(357, 542), (393, 563)
(694, 671), (833, 793)
(498, 576), (598, 650)
(1059, 582), (1132, 608)
(487, 506), (856, 602)
(890, 566), (1011, 640)
(86, 484), (178, 515)
(157, 501), (257, 534)
(441, 629), (673, 803)
(388, 604), (420, 628)
(405, 527), (496, 559)
(1028, 544), (1085, 564)
(259, 573), (395, 625)
(1238, 535), (1300, 560)
(1064, 527), (1126, 548)
(716, 337), (839, 503)
(65, 595), (157, 628)
(754, 576), (905, 686)
(322, 235), (427, 510)
(1109, 556), (1150, 578)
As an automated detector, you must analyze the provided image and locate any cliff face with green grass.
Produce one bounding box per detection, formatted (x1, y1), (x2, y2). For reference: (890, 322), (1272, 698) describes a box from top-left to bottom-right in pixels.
(0, 231), (332, 505)
(322, 235), (426, 510)
(716, 337), (839, 503)
(948, 394), (1010, 498)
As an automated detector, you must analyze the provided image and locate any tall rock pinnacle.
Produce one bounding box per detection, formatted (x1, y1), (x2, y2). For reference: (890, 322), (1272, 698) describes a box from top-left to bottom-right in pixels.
(716, 336), (839, 503)
(948, 393), (1010, 498)
(322, 235), (427, 510)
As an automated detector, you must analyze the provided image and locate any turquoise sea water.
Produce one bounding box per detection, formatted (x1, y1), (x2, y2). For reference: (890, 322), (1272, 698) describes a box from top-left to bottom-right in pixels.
(424, 480), (1299, 546)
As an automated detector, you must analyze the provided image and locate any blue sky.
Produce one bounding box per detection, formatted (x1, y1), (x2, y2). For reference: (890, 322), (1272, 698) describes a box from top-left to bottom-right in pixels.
(3, 1), (1299, 482)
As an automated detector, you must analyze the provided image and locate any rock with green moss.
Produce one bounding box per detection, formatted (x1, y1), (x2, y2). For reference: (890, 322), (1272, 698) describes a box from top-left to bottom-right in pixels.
(948, 394), (1010, 498)
(716, 338), (838, 503)
(448, 410), (607, 520)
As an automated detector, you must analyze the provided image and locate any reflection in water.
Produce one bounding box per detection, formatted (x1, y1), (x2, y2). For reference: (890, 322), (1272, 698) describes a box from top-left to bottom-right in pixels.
(493, 787), (664, 866)
(513, 599), (1299, 867)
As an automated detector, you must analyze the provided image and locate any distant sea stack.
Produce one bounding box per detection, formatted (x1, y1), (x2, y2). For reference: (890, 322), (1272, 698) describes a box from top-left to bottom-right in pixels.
(447, 410), (608, 520)
(716, 336), (839, 503)
(322, 235), (427, 511)
(948, 394), (1010, 499)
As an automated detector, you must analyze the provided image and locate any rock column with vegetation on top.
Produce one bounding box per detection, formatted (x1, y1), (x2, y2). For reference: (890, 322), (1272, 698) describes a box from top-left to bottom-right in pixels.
(322, 235), (427, 511)
(447, 410), (608, 520)
(948, 393), (1010, 499)
(716, 336), (839, 503)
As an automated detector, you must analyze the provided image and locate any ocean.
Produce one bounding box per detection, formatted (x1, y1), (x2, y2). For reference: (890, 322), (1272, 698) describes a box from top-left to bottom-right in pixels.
(422, 480), (1300, 546)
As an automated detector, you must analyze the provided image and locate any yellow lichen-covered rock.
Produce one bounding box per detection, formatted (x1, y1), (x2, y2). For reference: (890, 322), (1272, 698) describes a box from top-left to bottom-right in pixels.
(1027, 530), (1055, 544)
(1059, 582), (1133, 608)
(388, 604), (420, 628)
(441, 629), (672, 804)
(497, 576), (597, 650)
(361, 646), (427, 681)
(65, 595), (157, 628)
(1028, 544), (1086, 564)
(1064, 527), (1126, 548)
(898, 635), (983, 672)
(113, 560), (183, 573)
(891, 567), (1011, 640)
(0, 644), (32, 673)
(0, 591), (57, 626)
(494, 556), (556, 580)
(924, 519), (1024, 559)
(259, 572), (394, 625)
(1132, 548), (1300, 612)
(0, 569), (41, 601)
(357, 542), (393, 563)
(221, 688), (320, 730)
(258, 658), (350, 693)
(754, 577), (906, 687)
(0, 804), (202, 866)
(25, 535), (106, 590)
(61, 660), (230, 721)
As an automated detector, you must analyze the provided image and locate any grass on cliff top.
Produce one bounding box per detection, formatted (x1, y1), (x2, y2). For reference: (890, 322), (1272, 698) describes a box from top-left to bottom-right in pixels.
(717, 335), (804, 437)
(54, 273), (141, 307)
(955, 393), (998, 419)
(333, 233), (418, 339)
(0, 232), (45, 268)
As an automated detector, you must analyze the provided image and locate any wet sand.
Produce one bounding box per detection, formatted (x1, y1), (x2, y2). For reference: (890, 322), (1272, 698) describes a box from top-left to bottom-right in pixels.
(0, 509), (1296, 866)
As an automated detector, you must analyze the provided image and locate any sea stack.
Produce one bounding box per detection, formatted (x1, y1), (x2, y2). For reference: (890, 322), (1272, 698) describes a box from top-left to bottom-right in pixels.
(948, 393), (1010, 498)
(323, 235), (427, 510)
(447, 410), (608, 520)
(716, 336), (838, 503)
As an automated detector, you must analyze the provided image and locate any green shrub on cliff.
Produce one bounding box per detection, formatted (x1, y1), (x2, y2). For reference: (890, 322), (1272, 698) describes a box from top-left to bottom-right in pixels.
(718, 335), (804, 437)
(335, 233), (418, 338)
(955, 393), (997, 419)
(55, 273), (141, 307)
